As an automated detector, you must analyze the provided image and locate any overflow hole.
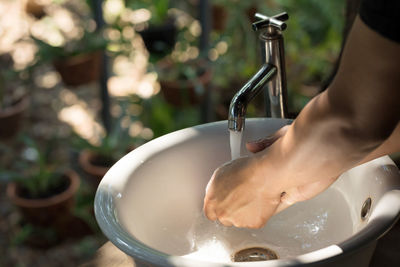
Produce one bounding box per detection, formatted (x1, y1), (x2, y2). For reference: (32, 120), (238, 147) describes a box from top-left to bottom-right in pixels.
(361, 197), (372, 220)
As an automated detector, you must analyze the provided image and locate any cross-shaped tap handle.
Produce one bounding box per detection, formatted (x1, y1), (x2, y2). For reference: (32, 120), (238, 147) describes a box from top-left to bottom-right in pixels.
(252, 12), (289, 32)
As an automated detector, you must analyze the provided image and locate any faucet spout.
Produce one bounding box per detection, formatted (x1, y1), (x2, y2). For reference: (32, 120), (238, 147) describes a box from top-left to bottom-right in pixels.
(228, 64), (277, 132)
(228, 11), (289, 133)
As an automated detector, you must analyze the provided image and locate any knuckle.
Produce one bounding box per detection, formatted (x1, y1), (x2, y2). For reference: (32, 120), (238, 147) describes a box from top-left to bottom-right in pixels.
(204, 205), (217, 221)
(247, 223), (263, 229)
(253, 216), (267, 229)
(219, 218), (233, 227)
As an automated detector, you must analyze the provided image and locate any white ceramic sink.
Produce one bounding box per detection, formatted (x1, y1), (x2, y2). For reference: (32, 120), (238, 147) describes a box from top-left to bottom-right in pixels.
(95, 118), (400, 267)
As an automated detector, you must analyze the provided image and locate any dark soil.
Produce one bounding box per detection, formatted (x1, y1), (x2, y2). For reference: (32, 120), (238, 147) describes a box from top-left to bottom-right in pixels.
(17, 174), (70, 199)
(89, 154), (115, 168)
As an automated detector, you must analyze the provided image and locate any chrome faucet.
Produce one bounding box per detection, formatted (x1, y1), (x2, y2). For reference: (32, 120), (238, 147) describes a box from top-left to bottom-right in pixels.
(228, 12), (289, 132)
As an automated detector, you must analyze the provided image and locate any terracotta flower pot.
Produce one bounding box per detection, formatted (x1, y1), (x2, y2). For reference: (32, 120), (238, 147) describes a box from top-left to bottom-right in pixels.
(6, 170), (80, 227)
(53, 51), (102, 86)
(0, 96), (29, 139)
(78, 149), (115, 186)
(212, 5), (228, 32)
(158, 60), (212, 107)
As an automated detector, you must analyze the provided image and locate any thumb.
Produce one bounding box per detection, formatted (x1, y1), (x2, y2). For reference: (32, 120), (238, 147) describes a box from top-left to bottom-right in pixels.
(246, 136), (277, 153)
(246, 125), (290, 153)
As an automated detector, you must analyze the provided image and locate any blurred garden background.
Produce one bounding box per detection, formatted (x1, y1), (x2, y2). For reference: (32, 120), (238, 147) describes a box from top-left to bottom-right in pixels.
(0, 0), (347, 266)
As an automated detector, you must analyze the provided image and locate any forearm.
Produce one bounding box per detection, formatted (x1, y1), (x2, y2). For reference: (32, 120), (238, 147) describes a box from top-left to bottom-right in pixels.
(258, 16), (400, 190)
(258, 91), (376, 190)
(203, 14), (400, 229)
(359, 123), (400, 164)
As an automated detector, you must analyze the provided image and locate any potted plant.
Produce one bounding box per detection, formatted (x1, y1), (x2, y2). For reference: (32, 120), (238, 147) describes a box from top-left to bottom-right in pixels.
(75, 109), (145, 186)
(1, 136), (80, 230)
(140, 93), (202, 138)
(33, 29), (107, 87)
(156, 56), (212, 107)
(127, 0), (177, 58)
(210, 0), (230, 32)
(0, 54), (29, 139)
(77, 134), (127, 186)
(31, 1), (108, 87)
(207, 1), (277, 119)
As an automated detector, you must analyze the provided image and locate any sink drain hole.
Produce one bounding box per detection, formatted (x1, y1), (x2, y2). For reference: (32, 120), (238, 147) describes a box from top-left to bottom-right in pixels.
(232, 247), (278, 262)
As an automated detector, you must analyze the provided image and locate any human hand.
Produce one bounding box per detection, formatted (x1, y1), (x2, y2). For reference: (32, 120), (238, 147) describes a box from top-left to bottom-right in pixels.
(245, 125), (289, 153)
(203, 125), (338, 228)
(246, 125), (338, 214)
(203, 126), (289, 228)
(203, 154), (283, 228)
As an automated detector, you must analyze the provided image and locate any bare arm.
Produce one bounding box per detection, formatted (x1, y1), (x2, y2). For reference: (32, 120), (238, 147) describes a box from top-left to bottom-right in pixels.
(359, 123), (400, 164)
(273, 15), (400, 186)
(203, 16), (400, 228)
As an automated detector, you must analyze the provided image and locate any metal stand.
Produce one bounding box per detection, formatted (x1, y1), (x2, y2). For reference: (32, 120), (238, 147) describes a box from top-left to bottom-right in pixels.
(93, 0), (111, 134)
(199, 0), (213, 123)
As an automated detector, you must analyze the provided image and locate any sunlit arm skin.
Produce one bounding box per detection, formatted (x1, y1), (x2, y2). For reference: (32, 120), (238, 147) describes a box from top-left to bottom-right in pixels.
(359, 123), (400, 164)
(203, 16), (400, 229)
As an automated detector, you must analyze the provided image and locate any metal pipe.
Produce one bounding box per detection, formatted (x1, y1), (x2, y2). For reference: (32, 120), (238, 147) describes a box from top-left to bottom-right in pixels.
(228, 64), (277, 132)
(260, 29), (288, 118)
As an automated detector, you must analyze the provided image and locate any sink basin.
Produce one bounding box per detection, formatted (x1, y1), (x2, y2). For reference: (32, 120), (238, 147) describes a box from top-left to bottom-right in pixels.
(95, 118), (400, 266)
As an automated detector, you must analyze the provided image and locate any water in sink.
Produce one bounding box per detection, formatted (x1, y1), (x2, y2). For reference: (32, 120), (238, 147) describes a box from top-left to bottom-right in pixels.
(196, 129), (354, 262)
(183, 187), (353, 263)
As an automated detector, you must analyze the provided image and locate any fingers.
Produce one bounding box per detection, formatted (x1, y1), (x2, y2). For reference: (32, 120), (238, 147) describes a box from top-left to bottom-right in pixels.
(204, 193), (279, 229)
(246, 125), (290, 153)
(204, 193), (270, 228)
(203, 177), (218, 221)
(246, 137), (276, 153)
(207, 209), (268, 229)
(218, 217), (233, 227)
(203, 155), (281, 229)
(203, 198), (233, 227)
(203, 200), (218, 221)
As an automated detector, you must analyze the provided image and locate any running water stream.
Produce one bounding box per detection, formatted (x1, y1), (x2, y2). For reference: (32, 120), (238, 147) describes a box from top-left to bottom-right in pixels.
(229, 130), (243, 160)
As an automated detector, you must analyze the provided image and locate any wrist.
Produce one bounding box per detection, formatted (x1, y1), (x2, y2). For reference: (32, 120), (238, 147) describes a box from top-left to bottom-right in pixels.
(254, 139), (290, 194)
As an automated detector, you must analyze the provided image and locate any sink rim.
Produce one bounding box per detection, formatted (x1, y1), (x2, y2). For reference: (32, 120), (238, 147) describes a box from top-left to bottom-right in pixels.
(94, 118), (400, 266)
